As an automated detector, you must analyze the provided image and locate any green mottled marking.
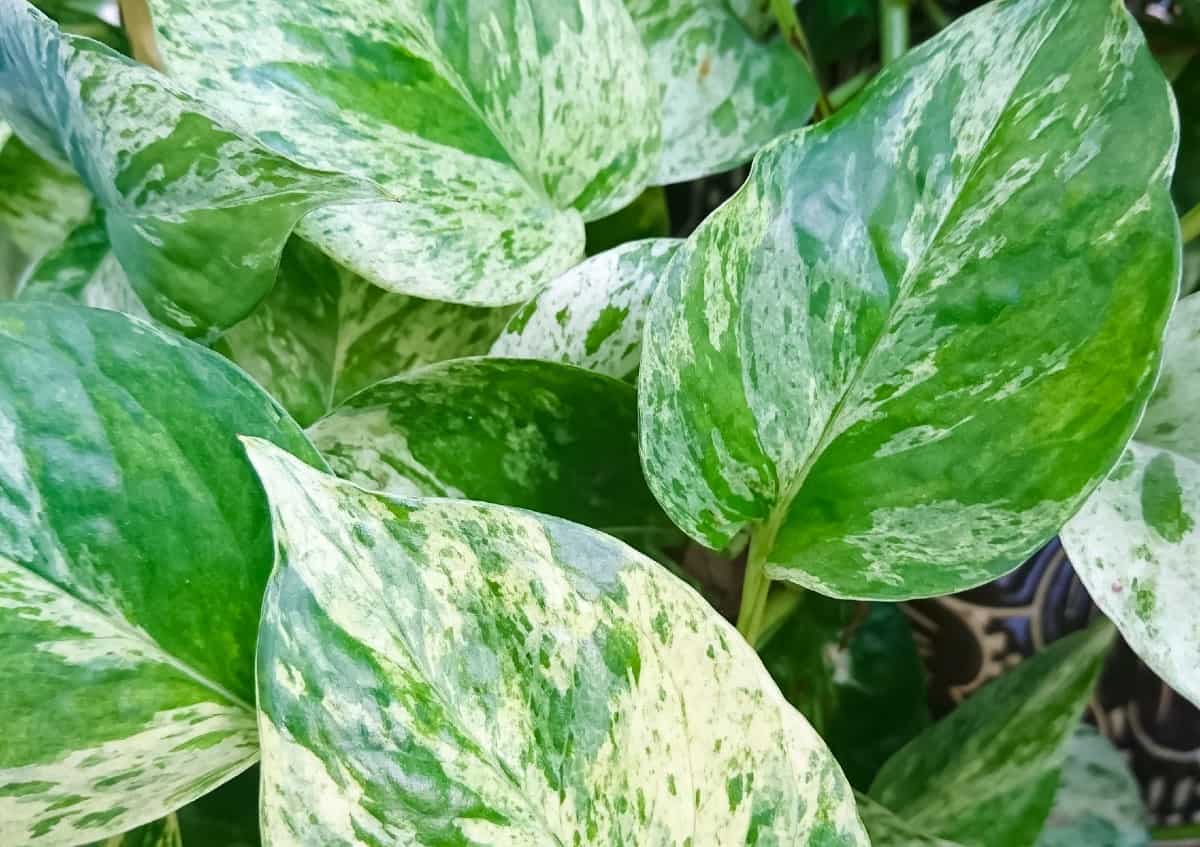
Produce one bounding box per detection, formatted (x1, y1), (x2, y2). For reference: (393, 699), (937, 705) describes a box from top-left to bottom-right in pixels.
(1140, 452), (1193, 543)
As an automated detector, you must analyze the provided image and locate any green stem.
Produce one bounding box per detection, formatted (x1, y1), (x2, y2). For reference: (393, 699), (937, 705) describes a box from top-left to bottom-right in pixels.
(1152, 823), (1200, 841)
(770, 0), (833, 119)
(828, 69), (874, 111)
(881, 0), (911, 66)
(736, 528), (773, 645)
(1182, 202), (1200, 243)
(918, 0), (951, 29)
(754, 585), (804, 648)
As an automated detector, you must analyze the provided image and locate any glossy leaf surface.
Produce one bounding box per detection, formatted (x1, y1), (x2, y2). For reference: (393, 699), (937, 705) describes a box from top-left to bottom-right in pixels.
(148, 0), (661, 305)
(627, 0), (816, 183)
(639, 0), (1179, 598)
(490, 239), (680, 380)
(0, 0), (373, 338)
(1035, 725), (1149, 847)
(308, 358), (669, 539)
(0, 303), (321, 844)
(868, 624), (1113, 847)
(247, 439), (868, 847)
(217, 239), (510, 427)
(1062, 293), (1200, 708)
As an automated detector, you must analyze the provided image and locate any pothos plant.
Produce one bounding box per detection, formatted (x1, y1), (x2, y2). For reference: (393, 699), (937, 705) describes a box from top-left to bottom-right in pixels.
(0, 0), (1192, 844)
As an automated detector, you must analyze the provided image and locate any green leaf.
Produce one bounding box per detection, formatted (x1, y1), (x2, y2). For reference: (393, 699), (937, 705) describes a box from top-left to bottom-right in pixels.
(638, 0), (1179, 598)
(16, 210), (148, 319)
(1061, 293), (1200, 708)
(800, 1), (877, 66)
(307, 358), (671, 543)
(244, 438), (868, 847)
(215, 238), (511, 427)
(725, 0), (773, 39)
(147, 0), (661, 304)
(856, 793), (965, 847)
(0, 303), (322, 844)
(626, 0), (817, 183)
(760, 598), (930, 789)
(32, 0), (128, 52)
(1035, 725), (1149, 847)
(0, 0), (373, 338)
(0, 132), (91, 295)
(489, 239), (680, 380)
(868, 623), (1113, 847)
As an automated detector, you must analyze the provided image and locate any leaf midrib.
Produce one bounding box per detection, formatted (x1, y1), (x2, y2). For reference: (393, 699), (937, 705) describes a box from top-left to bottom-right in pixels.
(748, 0), (1072, 545)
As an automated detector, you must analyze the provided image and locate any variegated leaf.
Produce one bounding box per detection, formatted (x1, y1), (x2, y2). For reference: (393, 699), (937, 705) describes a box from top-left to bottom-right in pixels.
(1061, 293), (1200, 708)
(724, 0), (772, 38)
(626, 0), (816, 183)
(245, 439), (868, 847)
(868, 623), (1113, 847)
(1035, 725), (1149, 847)
(146, 0), (661, 305)
(638, 0), (1179, 598)
(855, 794), (964, 847)
(0, 132), (91, 295)
(89, 816), (181, 847)
(0, 0), (374, 338)
(489, 239), (680, 380)
(0, 303), (323, 845)
(307, 357), (672, 543)
(16, 210), (149, 320)
(216, 239), (511, 427)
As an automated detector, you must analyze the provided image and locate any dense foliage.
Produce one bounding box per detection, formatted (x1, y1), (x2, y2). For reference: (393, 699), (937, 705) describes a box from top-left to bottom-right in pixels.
(0, 0), (1193, 844)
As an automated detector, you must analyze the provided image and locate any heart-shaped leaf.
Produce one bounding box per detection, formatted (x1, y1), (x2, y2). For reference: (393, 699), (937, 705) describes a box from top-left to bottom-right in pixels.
(0, 0), (374, 338)
(147, 0), (661, 306)
(490, 239), (680, 380)
(307, 358), (671, 543)
(1035, 725), (1149, 847)
(0, 303), (321, 844)
(216, 239), (511, 427)
(626, 0), (817, 183)
(1062, 293), (1200, 708)
(244, 438), (868, 847)
(639, 0), (1179, 598)
(868, 623), (1113, 847)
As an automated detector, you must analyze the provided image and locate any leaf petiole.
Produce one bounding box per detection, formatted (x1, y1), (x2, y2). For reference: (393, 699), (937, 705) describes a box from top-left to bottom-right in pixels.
(1181, 201), (1200, 243)
(881, 0), (911, 65)
(770, 0), (833, 119)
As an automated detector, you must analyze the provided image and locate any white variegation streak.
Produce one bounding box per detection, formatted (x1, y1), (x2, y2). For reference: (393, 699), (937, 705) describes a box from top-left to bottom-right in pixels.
(1063, 295), (1200, 709)
(219, 239), (512, 427)
(0, 557), (257, 846)
(639, 0), (1179, 598)
(0, 0), (375, 335)
(0, 134), (91, 275)
(147, 0), (660, 304)
(626, 0), (816, 183)
(245, 439), (867, 847)
(489, 239), (680, 379)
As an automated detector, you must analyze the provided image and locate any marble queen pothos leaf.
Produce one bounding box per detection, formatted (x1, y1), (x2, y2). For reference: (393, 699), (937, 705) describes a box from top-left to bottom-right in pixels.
(1061, 293), (1200, 708)
(0, 0), (375, 339)
(307, 357), (671, 541)
(215, 238), (512, 428)
(146, 0), (660, 306)
(638, 0), (1180, 599)
(0, 303), (324, 845)
(625, 0), (817, 183)
(244, 439), (868, 846)
(867, 623), (1114, 847)
(489, 238), (681, 380)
